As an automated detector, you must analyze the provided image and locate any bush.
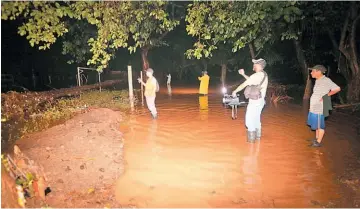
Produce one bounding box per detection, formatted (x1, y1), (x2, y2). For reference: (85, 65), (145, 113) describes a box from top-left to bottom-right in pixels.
(1, 90), (134, 151)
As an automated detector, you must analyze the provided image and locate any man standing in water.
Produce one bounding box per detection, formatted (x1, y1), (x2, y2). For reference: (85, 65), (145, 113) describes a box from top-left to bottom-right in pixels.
(232, 59), (268, 143)
(138, 68), (158, 119)
(307, 65), (341, 147)
(198, 71), (210, 95)
(167, 73), (171, 86)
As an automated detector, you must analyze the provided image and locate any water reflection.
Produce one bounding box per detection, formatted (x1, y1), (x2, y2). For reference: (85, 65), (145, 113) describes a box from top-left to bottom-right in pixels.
(147, 120), (162, 164)
(199, 95), (208, 120)
(312, 149), (324, 168)
(116, 91), (346, 207)
(167, 84), (172, 97)
(242, 141), (261, 190)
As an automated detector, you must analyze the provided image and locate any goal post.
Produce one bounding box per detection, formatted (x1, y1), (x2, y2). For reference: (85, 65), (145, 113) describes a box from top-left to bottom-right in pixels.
(76, 67), (102, 90)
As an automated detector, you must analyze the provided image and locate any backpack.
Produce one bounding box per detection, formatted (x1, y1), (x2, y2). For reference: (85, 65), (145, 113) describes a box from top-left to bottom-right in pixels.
(244, 71), (267, 100)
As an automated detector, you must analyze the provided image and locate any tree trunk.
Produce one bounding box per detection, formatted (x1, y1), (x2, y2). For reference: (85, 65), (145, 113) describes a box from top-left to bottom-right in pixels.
(347, 75), (360, 102)
(347, 13), (360, 102)
(349, 4), (360, 75)
(249, 42), (255, 59)
(141, 48), (150, 71)
(293, 39), (312, 99)
(202, 59), (208, 72)
(220, 63), (227, 87)
(327, 29), (350, 81)
(338, 3), (360, 102)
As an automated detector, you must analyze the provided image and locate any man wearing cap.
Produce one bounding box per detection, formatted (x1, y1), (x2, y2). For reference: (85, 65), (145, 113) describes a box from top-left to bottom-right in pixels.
(232, 58), (268, 143)
(307, 65), (341, 147)
(198, 71), (210, 95)
(138, 68), (158, 119)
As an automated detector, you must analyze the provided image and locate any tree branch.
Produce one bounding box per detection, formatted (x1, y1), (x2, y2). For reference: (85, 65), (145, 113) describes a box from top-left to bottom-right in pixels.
(255, 48), (263, 58)
(350, 14), (360, 74)
(248, 42), (255, 59)
(327, 28), (339, 52)
(339, 8), (351, 59)
(146, 30), (170, 51)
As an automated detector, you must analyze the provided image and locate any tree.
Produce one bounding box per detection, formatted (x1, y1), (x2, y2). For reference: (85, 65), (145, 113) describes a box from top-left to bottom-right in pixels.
(206, 43), (240, 86)
(185, 1), (309, 95)
(1, 1), (181, 71)
(330, 2), (360, 102)
(185, 1), (302, 59)
(61, 20), (96, 65)
(298, 2), (360, 102)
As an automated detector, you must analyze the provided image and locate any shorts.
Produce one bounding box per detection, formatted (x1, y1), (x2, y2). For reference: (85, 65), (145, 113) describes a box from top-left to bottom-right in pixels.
(307, 112), (325, 130)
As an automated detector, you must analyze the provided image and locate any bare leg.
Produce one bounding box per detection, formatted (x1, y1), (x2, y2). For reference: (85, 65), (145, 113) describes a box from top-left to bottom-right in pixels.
(317, 129), (325, 143)
(315, 129), (319, 139)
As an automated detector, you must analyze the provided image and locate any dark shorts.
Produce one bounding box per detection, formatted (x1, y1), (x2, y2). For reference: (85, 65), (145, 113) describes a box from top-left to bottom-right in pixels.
(307, 112), (325, 130)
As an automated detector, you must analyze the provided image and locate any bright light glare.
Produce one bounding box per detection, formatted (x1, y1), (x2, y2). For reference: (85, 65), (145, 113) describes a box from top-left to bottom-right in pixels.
(221, 87), (227, 94)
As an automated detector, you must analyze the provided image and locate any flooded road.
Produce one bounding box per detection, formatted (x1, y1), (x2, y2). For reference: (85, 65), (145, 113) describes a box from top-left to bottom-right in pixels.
(115, 87), (359, 207)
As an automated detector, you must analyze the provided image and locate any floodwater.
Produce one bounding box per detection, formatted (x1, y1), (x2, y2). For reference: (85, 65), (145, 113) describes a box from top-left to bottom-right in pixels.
(115, 87), (359, 208)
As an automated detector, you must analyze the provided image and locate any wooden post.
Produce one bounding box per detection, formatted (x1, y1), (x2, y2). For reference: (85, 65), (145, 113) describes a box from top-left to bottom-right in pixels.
(98, 72), (102, 92)
(140, 70), (144, 106)
(77, 67), (81, 86)
(128, 65), (134, 110)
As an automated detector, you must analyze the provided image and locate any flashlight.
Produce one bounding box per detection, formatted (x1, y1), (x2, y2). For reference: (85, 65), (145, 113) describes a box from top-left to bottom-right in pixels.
(221, 87), (227, 94)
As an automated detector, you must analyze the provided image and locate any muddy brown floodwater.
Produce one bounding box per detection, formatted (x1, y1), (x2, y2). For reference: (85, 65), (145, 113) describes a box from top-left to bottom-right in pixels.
(115, 87), (360, 208)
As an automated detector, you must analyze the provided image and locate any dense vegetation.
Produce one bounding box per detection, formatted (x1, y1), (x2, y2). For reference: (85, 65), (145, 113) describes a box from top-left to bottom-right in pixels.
(1, 1), (359, 101)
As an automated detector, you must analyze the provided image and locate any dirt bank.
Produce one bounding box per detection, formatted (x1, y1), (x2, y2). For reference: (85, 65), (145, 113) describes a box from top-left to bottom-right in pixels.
(2, 108), (125, 208)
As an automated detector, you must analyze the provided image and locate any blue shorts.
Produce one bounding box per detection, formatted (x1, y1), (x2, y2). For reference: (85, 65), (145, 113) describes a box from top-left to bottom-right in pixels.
(307, 112), (325, 130)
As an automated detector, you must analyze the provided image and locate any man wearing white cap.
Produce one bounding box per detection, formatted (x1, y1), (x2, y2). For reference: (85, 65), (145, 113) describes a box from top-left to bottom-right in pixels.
(232, 58), (268, 143)
(138, 68), (159, 119)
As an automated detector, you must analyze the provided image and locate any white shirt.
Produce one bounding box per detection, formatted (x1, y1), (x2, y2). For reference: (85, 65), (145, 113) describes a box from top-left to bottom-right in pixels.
(167, 74), (171, 84)
(244, 71), (268, 104)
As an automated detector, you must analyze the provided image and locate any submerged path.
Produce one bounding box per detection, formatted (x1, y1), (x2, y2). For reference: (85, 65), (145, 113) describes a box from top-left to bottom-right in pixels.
(115, 87), (359, 207)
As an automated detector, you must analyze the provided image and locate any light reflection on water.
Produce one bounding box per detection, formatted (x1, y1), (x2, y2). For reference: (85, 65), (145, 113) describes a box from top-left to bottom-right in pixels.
(115, 88), (354, 207)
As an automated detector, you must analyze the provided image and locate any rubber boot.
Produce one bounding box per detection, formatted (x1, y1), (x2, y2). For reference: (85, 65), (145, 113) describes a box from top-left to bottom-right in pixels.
(255, 128), (261, 140)
(152, 113), (158, 119)
(247, 131), (256, 143)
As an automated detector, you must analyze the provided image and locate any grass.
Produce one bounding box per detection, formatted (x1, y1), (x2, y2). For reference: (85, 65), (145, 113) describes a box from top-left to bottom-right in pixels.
(1, 90), (135, 151)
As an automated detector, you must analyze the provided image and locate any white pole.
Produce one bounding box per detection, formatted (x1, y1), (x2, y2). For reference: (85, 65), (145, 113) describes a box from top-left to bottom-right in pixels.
(98, 72), (102, 92)
(140, 70), (144, 106)
(128, 65), (134, 110)
(77, 67), (81, 86)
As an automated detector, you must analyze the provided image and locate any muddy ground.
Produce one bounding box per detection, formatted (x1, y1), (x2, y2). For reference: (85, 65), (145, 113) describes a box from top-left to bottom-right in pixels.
(2, 108), (127, 208)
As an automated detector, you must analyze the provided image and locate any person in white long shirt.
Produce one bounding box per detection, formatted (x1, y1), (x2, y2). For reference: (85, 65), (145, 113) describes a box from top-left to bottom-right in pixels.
(232, 58), (269, 143)
(167, 73), (171, 86)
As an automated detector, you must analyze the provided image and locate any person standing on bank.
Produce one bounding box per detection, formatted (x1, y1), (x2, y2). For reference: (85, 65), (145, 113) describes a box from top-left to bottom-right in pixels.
(232, 59), (268, 143)
(307, 65), (341, 147)
(198, 71), (210, 95)
(138, 68), (159, 119)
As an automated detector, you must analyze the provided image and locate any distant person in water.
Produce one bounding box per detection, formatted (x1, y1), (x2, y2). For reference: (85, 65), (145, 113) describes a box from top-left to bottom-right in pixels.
(138, 68), (159, 119)
(198, 71), (210, 95)
(167, 73), (171, 86)
(307, 65), (341, 147)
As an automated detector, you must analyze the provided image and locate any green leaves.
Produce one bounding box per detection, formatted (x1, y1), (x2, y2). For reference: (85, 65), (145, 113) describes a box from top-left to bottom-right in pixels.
(185, 1), (303, 59)
(2, 1), (181, 71)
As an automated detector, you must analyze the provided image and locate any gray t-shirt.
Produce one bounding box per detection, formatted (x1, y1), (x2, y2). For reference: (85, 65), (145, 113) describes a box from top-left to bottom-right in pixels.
(310, 76), (340, 114)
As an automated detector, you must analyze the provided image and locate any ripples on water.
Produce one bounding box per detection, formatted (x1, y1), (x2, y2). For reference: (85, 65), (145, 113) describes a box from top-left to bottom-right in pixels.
(115, 88), (354, 207)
